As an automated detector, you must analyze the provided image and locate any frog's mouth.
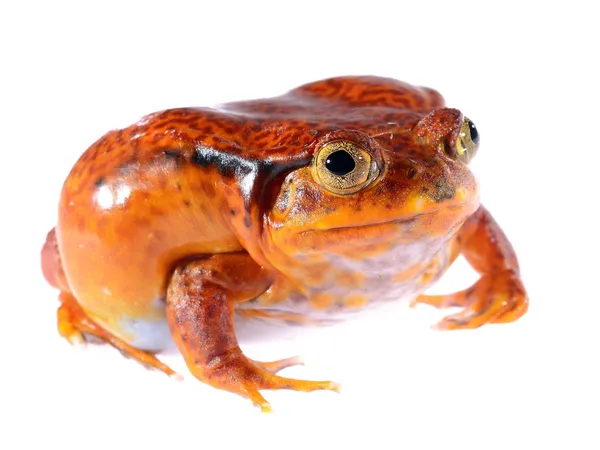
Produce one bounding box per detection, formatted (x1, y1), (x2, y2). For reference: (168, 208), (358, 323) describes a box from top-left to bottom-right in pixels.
(266, 193), (480, 257)
(299, 200), (478, 237)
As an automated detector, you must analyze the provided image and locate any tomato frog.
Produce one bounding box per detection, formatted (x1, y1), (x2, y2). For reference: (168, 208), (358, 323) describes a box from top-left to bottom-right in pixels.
(41, 76), (528, 411)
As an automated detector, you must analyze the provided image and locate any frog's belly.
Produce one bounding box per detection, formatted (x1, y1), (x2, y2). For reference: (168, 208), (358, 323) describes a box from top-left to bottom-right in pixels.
(236, 278), (429, 326)
(237, 244), (452, 325)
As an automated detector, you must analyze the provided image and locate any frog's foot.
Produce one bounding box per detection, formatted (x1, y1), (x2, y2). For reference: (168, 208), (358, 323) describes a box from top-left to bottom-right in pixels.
(199, 352), (338, 412)
(414, 271), (528, 330)
(166, 254), (339, 412)
(57, 292), (180, 379)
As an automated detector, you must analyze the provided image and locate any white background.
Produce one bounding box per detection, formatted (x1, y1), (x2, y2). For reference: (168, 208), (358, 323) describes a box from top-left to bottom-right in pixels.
(1, 1), (599, 449)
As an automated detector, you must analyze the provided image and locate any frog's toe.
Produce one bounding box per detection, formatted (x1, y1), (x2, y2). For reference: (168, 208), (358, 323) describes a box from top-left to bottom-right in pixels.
(411, 293), (469, 309)
(430, 272), (528, 330)
(57, 300), (87, 346)
(434, 309), (492, 330)
(251, 355), (304, 373)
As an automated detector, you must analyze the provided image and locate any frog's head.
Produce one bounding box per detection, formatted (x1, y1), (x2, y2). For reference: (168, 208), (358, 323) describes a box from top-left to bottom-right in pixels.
(264, 108), (480, 261)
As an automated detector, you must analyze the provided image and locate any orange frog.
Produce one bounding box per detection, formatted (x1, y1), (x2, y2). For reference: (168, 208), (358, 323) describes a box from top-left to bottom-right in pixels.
(41, 76), (528, 411)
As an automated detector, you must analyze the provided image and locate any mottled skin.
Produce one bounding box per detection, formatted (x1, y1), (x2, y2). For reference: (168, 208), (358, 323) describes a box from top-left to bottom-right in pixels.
(41, 76), (528, 411)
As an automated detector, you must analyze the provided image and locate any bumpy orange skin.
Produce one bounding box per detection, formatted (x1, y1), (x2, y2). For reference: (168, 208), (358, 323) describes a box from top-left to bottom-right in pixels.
(42, 76), (528, 410)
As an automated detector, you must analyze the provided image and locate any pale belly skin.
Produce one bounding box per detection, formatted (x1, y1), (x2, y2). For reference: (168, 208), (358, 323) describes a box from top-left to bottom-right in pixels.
(42, 75), (528, 411)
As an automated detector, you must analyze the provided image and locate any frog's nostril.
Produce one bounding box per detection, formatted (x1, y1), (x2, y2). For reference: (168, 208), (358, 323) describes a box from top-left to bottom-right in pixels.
(406, 167), (418, 179)
(430, 178), (456, 202)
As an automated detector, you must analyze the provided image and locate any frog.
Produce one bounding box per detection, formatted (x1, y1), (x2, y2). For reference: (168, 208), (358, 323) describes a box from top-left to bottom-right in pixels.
(41, 76), (528, 412)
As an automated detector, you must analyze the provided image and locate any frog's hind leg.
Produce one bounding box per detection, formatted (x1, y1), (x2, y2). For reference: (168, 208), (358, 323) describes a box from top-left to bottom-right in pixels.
(43, 227), (179, 378)
(166, 254), (339, 412)
(57, 292), (180, 379)
(412, 205), (529, 330)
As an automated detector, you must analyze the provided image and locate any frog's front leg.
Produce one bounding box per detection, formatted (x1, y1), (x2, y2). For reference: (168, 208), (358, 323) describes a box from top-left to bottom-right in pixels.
(414, 205), (528, 330)
(166, 253), (339, 412)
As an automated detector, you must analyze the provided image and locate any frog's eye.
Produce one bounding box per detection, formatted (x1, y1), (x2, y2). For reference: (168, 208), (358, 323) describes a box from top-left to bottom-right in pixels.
(313, 140), (379, 195)
(453, 117), (480, 163)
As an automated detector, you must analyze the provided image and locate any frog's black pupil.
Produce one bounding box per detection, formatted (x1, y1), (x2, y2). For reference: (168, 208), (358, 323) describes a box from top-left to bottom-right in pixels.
(326, 150), (355, 175)
(469, 121), (480, 145)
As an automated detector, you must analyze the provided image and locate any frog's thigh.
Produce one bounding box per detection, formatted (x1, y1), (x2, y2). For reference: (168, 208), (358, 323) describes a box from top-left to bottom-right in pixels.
(415, 205), (529, 329)
(166, 253), (339, 412)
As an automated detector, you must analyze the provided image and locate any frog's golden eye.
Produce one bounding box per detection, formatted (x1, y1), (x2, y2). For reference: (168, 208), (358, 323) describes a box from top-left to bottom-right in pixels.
(313, 140), (379, 195)
(454, 117), (480, 163)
